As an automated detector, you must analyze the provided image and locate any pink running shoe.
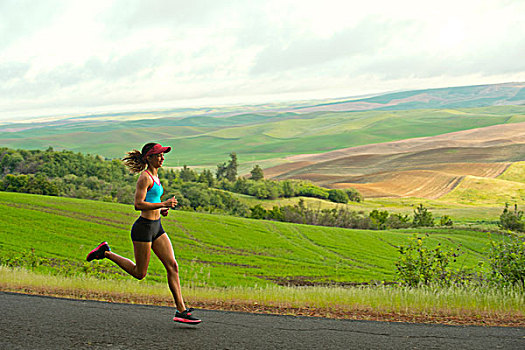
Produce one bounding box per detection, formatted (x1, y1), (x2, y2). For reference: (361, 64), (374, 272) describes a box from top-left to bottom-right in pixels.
(86, 242), (110, 262)
(173, 308), (201, 324)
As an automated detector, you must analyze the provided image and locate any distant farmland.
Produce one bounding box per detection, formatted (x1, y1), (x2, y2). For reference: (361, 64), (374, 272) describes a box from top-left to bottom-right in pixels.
(1, 83), (524, 200)
(266, 122), (525, 201)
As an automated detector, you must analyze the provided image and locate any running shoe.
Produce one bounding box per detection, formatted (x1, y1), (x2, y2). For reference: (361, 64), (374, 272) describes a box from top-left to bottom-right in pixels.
(173, 308), (201, 324)
(86, 242), (110, 262)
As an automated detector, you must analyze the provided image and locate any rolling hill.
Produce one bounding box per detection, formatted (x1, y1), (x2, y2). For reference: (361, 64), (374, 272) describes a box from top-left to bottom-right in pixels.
(0, 192), (500, 287)
(0, 83), (523, 166)
(293, 82), (525, 112)
(0, 83), (523, 200)
(265, 122), (525, 200)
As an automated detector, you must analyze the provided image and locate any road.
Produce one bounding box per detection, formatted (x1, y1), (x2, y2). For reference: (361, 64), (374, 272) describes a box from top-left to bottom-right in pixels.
(1, 292), (524, 349)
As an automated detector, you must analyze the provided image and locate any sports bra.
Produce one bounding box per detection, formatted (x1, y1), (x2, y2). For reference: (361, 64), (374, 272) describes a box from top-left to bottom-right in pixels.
(144, 171), (163, 204)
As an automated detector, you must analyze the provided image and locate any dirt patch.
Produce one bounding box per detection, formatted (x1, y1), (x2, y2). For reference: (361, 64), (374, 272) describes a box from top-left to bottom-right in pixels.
(2, 284), (523, 328)
(260, 275), (397, 287)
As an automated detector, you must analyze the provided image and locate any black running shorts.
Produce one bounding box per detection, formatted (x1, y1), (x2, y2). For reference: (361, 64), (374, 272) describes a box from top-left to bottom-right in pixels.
(131, 216), (166, 242)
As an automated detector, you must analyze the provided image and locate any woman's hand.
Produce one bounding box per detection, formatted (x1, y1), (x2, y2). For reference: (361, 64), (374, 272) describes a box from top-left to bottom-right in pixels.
(163, 196), (178, 209)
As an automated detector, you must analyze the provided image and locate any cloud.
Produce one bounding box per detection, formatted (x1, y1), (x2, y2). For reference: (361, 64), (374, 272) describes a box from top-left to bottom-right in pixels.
(0, 0), (65, 50)
(0, 0), (524, 121)
(249, 18), (397, 75)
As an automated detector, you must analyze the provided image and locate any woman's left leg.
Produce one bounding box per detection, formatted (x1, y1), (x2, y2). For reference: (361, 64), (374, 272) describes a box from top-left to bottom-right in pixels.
(152, 233), (186, 312)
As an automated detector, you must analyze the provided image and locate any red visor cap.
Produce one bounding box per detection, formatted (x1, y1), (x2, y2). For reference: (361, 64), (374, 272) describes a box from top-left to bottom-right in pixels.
(144, 144), (172, 158)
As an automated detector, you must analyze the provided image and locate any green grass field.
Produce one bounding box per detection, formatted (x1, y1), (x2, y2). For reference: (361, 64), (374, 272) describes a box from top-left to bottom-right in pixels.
(0, 191), (508, 288)
(1, 105), (524, 167)
(1, 191), (523, 324)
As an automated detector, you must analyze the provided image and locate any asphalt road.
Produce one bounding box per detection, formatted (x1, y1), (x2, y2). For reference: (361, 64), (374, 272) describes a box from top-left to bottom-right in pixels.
(1, 292), (524, 350)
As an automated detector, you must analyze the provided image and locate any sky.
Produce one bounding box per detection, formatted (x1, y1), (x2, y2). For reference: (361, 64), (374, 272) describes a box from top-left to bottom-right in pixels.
(1, 0), (524, 122)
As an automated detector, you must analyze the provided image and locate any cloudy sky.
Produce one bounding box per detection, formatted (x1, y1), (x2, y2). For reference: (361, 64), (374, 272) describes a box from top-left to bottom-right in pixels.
(1, 0), (524, 121)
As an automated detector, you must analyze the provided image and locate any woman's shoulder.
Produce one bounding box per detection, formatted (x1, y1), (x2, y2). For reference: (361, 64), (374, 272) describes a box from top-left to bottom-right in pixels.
(137, 171), (153, 185)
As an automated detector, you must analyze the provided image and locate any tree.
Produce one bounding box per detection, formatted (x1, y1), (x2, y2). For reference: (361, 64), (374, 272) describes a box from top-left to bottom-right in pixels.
(180, 165), (196, 182)
(198, 169), (215, 187)
(369, 209), (389, 229)
(412, 204), (434, 227)
(216, 162), (227, 181)
(328, 189), (348, 204)
(225, 152), (238, 182)
(345, 188), (363, 203)
(499, 203), (525, 232)
(250, 165), (264, 181)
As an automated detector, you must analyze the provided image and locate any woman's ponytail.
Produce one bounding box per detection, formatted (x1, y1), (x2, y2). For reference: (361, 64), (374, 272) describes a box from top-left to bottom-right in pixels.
(122, 143), (157, 173)
(122, 150), (147, 173)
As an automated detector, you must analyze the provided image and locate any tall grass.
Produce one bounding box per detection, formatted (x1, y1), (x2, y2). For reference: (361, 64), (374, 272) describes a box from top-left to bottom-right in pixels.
(1, 266), (523, 319)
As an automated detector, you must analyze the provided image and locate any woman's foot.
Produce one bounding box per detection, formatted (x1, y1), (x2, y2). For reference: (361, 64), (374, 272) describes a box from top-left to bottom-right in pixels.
(173, 308), (201, 324)
(86, 242), (111, 261)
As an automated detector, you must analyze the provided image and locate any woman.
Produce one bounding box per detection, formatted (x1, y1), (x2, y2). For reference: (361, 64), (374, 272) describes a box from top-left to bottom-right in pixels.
(86, 142), (201, 324)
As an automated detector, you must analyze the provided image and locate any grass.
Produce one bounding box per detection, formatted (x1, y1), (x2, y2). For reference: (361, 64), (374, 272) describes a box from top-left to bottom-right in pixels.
(499, 161), (525, 184)
(1, 192), (523, 325)
(1, 105), (524, 166)
(1, 266), (523, 326)
(442, 176), (525, 205)
(0, 192), (509, 289)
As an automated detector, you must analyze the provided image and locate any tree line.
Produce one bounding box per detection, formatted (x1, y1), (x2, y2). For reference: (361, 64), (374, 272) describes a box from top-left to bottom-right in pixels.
(2, 147), (523, 233)
(0, 147), (361, 216)
(249, 201), (454, 230)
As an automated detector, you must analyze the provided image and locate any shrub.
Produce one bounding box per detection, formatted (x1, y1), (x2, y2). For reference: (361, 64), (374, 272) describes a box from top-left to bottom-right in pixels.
(328, 189), (349, 204)
(439, 215), (453, 227)
(487, 232), (525, 286)
(345, 188), (363, 203)
(369, 209), (389, 230)
(386, 213), (412, 229)
(296, 184), (329, 200)
(412, 204), (434, 227)
(499, 203), (525, 232)
(250, 204), (267, 219)
(395, 234), (463, 287)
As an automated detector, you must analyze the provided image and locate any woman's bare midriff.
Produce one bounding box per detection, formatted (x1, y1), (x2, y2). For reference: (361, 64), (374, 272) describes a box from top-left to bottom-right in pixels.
(141, 209), (161, 221)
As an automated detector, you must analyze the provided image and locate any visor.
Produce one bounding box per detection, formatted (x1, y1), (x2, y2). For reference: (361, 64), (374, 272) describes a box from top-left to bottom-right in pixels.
(144, 143), (171, 158)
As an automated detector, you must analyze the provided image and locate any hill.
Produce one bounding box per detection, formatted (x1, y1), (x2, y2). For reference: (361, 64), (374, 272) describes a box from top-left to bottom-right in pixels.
(265, 122), (525, 201)
(0, 83), (523, 167)
(293, 82), (525, 112)
(0, 192), (499, 287)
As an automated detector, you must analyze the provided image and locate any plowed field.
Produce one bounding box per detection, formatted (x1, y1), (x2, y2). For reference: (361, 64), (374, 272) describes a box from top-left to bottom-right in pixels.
(266, 122), (525, 199)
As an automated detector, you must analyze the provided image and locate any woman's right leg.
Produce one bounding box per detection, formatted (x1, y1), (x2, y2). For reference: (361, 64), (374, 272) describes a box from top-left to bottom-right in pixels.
(105, 241), (151, 280)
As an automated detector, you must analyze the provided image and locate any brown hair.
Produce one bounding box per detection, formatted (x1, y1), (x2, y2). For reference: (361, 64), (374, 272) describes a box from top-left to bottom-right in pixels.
(122, 143), (156, 173)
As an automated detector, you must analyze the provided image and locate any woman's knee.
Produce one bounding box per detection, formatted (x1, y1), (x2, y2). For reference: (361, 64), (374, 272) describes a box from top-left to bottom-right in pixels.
(134, 269), (148, 280)
(166, 260), (179, 274)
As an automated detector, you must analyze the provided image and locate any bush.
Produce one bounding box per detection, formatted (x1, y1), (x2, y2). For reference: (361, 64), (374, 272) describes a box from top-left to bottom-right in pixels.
(499, 203), (525, 232)
(439, 215), (453, 227)
(250, 204), (267, 219)
(369, 209), (389, 230)
(345, 188), (363, 203)
(395, 234), (463, 287)
(487, 232), (525, 286)
(296, 184), (329, 200)
(328, 189), (349, 204)
(412, 204), (434, 227)
(386, 213), (412, 229)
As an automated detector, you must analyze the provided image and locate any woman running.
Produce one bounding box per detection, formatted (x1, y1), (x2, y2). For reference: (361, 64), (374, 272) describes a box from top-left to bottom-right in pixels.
(86, 142), (201, 324)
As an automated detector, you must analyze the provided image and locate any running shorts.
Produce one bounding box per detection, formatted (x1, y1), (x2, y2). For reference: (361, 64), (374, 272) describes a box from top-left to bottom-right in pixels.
(131, 216), (165, 242)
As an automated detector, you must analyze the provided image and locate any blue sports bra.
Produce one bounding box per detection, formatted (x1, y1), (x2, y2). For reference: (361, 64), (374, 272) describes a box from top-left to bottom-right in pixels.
(144, 171), (163, 203)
